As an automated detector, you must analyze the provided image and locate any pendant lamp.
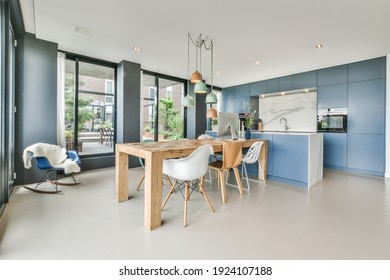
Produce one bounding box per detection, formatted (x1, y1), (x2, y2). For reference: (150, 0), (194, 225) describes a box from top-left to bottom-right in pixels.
(206, 91), (218, 103)
(183, 94), (194, 107)
(190, 34), (202, 83)
(183, 34), (195, 108)
(205, 45), (218, 103)
(191, 71), (202, 84)
(194, 80), (207, 93)
(206, 107), (217, 118)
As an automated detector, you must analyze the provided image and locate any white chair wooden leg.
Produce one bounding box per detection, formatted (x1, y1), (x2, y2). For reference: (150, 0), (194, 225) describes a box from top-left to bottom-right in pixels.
(136, 175), (145, 191)
(184, 182), (190, 227)
(198, 177), (215, 212)
(161, 180), (177, 210)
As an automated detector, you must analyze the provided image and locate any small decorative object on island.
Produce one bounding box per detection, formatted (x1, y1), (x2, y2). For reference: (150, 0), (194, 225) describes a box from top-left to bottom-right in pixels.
(258, 118), (263, 131)
(245, 126), (251, 140)
(241, 100), (256, 139)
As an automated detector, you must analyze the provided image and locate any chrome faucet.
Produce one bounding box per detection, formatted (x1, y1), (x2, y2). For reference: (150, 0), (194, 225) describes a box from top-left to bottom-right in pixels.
(280, 117), (289, 131)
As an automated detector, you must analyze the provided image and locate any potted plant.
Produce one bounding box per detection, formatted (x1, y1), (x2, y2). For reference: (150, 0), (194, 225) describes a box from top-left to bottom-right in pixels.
(65, 130), (75, 150)
(211, 118), (218, 131)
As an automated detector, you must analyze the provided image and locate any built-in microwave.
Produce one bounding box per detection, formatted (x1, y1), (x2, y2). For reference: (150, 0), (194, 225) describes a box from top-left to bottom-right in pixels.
(317, 108), (347, 132)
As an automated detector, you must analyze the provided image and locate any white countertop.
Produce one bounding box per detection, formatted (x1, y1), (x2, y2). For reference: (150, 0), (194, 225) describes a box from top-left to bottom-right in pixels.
(251, 130), (319, 135)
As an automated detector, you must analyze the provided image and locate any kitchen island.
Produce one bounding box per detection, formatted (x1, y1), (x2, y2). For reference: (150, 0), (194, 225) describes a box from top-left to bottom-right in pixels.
(206, 131), (323, 188)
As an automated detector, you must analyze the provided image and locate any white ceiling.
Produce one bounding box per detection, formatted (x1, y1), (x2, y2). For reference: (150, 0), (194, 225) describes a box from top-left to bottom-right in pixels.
(19, 0), (390, 88)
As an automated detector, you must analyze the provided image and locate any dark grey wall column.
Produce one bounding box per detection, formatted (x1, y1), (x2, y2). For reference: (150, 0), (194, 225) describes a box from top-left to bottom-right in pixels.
(14, 34), (58, 185)
(117, 60), (141, 167)
(186, 83), (207, 139)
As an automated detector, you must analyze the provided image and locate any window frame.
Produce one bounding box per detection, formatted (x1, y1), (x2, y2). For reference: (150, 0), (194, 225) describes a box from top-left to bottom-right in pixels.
(64, 52), (117, 158)
(141, 70), (188, 141)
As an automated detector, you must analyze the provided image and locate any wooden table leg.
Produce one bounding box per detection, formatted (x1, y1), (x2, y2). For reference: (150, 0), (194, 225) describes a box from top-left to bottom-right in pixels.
(258, 141), (268, 182)
(116, 147), (129, 202)
(144, 151), (163, 230)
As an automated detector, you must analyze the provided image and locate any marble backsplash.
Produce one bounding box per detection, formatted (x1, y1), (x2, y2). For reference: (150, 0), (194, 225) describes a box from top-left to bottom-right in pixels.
(258, 91), (317, 132)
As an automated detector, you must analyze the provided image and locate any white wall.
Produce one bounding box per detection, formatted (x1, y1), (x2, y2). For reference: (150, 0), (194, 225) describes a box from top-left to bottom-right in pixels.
(386, 54), (390, 178)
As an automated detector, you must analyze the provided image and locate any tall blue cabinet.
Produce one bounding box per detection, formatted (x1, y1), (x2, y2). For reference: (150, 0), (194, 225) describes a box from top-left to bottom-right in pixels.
(222, 56), (386, 177)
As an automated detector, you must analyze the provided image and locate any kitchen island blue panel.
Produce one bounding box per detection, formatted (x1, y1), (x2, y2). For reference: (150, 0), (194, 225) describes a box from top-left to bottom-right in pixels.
(272, 134), (308, 184)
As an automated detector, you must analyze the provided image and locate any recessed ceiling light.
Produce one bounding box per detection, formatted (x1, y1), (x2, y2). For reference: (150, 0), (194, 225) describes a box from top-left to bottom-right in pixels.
(132, 46), (141, 51)
(316, 44), (323, 49)
(261, 94), (265, 98)
(216, 72), (220, 76)
(74, 26), (89, 34)
(255, 61), (260, 65)
(281, 92), (285, 95)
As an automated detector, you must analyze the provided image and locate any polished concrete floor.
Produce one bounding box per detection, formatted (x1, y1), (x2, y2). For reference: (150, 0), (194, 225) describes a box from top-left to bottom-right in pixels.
(0, 167), (389, 260)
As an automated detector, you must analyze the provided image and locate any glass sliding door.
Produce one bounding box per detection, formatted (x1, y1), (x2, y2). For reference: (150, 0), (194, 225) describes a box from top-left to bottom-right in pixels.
(6, 25), (15, 197)
(64, 56), (116, 156)
(141, 72), (185, 141)
(0, 3), (4, 209)
(158, 77), (184, 140)
(141, 73), (157, 140)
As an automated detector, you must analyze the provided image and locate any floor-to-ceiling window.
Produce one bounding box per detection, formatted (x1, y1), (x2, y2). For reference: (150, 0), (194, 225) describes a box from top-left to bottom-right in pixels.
(142, 72), (186, 141)
(65, 55), (116, 156)
(0, 1), (16, 212)
(0, 2), (4, 211)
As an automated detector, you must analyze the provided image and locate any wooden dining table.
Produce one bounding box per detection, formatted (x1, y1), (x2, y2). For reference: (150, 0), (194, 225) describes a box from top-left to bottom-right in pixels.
(115, 138), (268, 231)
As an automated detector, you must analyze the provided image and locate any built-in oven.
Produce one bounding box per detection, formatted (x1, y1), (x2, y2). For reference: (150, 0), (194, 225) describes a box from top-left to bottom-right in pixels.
(317, 108), (348, 132)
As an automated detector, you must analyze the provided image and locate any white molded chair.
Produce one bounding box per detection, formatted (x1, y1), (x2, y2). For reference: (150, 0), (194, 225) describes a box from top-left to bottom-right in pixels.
(241, 141), (264, 190)
(161, 144), (215, 227)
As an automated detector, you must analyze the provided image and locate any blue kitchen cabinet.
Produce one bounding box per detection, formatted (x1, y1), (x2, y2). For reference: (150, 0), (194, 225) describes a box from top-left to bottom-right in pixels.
(222, 97), (235, 112)
(234, 97), (249, 113)
(347, 133), (385, 175)
(317, 84), (348, 109)
(222, 86), (235, 99)
(272, 134), (308, 183)
(266, 78), (279, 93)
(292, 71), (317, 90)
(348, 79), (385, 134)
(348, 57), (386, 83)
(234, 84), (249, 98)
(249, 81), (266, 96)
(323, 133), (347, 168)
(317, 65), (348, 86)
(279, 75), (292, 91)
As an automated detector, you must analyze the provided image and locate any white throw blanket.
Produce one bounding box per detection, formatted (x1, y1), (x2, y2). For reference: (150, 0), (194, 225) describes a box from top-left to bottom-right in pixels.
(23, 143), (80, 174)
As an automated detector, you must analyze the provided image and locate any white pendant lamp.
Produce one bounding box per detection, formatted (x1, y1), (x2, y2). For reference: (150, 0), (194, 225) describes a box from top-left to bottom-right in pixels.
(205, 45), (218, 103)
(194, 80), (207, 93)
(182, 94), (194, 107)
(183, 34), (195, 108)
(206, 91), (218, 103)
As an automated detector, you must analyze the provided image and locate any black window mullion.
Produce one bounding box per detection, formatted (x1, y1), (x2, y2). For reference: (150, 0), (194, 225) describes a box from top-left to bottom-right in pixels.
(154, 75), (159, 141)
(74, 58), (79, 150)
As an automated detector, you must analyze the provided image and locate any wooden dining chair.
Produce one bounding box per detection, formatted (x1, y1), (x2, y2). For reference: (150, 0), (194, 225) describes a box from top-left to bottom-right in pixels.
(208, 141), (243, 203)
